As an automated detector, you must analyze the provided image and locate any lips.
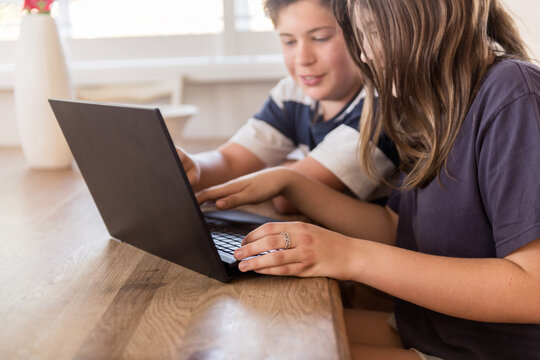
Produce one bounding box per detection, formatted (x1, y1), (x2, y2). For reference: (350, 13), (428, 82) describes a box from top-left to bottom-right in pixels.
(300, 74), (324, 86)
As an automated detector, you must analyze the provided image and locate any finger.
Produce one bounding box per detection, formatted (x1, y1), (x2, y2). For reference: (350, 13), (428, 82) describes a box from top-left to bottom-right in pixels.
(242, 222), (282, 245)
(196, 182), (243, 206)
(234, 233), (290, 260)
(214, 191), (259, 210)
(197, 182), (256, 209)
(242, 222), (302, 246)
(214, 181), (270, 209)
(254, 262), (312, 277)
(237, 248), (301, 272)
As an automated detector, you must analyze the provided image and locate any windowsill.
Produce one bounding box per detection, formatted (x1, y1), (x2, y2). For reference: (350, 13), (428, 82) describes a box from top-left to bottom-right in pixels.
(0, 54), (287, 90)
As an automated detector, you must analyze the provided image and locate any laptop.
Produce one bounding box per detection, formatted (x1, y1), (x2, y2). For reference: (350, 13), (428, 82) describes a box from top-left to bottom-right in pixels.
(49, 98), (276, 283)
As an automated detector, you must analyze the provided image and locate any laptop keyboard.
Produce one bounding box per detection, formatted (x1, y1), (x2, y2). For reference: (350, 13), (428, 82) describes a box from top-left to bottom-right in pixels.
(206, 219), (255, 255)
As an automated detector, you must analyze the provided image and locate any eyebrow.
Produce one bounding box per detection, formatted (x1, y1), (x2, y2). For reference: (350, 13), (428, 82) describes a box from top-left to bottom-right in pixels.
(279, 26), (336, 37)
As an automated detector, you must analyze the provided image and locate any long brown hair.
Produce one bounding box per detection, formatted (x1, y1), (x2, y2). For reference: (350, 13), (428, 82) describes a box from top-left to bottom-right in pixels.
(334, 0), (530, 188)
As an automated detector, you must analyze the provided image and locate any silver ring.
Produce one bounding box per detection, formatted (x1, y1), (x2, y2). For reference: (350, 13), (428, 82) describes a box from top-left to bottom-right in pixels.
(281, 232), (290, 250)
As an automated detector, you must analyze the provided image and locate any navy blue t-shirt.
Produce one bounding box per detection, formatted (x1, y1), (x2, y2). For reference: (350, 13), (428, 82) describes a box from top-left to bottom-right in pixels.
(387, 60), (540, 359)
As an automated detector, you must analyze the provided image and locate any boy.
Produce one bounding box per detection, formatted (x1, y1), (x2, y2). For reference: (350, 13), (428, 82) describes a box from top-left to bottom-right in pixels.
(176, 0), (397, 213)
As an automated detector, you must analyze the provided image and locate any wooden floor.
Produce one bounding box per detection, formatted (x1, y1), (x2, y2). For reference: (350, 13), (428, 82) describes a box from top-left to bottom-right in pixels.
(0, 147), (350, 360)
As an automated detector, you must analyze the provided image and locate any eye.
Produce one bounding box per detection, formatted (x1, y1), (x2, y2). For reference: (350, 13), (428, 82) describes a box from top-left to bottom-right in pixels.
(313, 36), (330, 42)
(280, 37), (296, 46)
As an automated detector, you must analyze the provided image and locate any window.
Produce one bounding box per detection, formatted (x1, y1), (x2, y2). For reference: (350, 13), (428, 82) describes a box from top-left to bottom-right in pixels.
(0, 0), (24, 40)
(0, 0), (273, 39)
(235, 0), (273, 32)
(67, 0), (224, 39)
(0, 0), (278, 61)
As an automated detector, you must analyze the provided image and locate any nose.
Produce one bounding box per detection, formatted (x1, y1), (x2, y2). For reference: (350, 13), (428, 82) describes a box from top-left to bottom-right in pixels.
(295, 41), (316, 66)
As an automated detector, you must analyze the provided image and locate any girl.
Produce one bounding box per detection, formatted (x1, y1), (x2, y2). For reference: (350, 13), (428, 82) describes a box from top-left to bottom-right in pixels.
(197, 0), (540, 359)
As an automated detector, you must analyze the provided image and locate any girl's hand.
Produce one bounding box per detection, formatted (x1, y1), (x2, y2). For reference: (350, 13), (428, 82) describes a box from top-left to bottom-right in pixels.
(196, 167), (293, 209)
(233, 221), (358, 281)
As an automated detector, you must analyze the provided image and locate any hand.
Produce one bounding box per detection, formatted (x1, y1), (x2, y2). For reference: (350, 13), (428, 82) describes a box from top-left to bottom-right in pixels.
(175, 146), (201, 186)
(233, 221), (357, 280)
(196, 167), (292, 209)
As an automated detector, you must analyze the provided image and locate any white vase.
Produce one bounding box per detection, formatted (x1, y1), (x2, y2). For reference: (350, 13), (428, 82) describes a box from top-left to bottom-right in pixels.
(14, 14), (73, 169)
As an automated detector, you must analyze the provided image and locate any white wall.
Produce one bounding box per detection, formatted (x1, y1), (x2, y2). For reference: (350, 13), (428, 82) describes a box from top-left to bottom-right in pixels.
(180, 79), (278, 152)
(504, 0), (540, 59)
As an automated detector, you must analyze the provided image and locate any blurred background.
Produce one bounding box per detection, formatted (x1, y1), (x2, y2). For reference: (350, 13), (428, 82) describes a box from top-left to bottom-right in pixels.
(0, 0), (538, 152)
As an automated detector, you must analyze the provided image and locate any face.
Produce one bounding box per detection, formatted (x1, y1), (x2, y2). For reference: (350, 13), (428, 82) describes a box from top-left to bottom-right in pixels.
(356, 17), (379, 65)
(357, 21), (397, 96)
(276, 0), (362, 104)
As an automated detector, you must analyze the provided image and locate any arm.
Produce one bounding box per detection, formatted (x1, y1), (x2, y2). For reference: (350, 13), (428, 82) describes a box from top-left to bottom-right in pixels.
(196, 167), (397, 243)
(176, 142), (265, 192)
(235, 220), (540, 324)
(271, 156), (346, 214)
(347, 236), (540, 323)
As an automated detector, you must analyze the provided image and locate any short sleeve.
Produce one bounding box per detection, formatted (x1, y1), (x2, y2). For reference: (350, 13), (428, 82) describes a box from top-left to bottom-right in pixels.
(309, 124), (395, 199)
(478, 93), (540, 257)
(227, 118), (296, 166)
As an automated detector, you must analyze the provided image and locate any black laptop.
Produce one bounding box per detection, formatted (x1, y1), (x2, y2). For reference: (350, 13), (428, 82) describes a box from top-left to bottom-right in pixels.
(49, 98), (276, 283)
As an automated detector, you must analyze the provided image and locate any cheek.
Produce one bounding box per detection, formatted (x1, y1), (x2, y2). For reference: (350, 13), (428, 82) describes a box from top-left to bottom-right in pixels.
(281, 48), (297, 75)
(326, 47), (358, 78)
(323, 41), (352, 69)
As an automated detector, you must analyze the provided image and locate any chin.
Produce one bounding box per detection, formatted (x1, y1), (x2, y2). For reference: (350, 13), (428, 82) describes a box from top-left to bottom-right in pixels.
(302, 88), (329, 101)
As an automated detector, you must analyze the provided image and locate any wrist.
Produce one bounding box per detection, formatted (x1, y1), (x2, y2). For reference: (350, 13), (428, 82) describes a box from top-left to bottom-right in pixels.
(277, 166), (305, 197)
(339, 237), (370, 282)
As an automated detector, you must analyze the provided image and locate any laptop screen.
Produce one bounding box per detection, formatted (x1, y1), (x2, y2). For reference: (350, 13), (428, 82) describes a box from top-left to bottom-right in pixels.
(49, 99), (235, 282)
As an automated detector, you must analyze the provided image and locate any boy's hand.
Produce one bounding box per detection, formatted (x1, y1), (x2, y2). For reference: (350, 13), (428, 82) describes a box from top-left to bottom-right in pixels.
(175, 146), (201, 186)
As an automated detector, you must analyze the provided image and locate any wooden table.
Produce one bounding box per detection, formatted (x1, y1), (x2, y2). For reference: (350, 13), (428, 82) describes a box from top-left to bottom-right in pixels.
(0, 147), (350, 360)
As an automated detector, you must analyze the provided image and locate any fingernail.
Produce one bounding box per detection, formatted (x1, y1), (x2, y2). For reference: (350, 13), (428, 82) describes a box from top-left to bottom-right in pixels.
(234, 249), (243, 259)
(238, 261), (248, 271)
(216, 200), (227, 208)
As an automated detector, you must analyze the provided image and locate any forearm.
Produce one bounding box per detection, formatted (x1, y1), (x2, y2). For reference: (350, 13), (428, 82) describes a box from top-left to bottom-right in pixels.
(280, 169), (396, 244)
(272, 156), (348, 215)
(349, 239), (540, 323)
(193, 144), (265, 192)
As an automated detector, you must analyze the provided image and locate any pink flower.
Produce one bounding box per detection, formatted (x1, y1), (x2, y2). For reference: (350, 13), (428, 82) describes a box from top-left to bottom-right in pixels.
(23, 0), (54, 13)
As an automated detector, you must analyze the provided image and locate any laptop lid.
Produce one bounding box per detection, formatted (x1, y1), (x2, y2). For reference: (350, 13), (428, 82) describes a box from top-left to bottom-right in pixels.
(49, 98), (235, 282)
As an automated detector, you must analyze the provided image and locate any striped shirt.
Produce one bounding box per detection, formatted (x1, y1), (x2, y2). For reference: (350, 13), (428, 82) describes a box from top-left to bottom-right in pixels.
(228, 76), (398, 200)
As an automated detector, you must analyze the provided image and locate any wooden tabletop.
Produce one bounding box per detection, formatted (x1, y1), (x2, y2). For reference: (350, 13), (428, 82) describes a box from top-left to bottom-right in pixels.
(0, 147), (350, 360)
